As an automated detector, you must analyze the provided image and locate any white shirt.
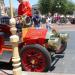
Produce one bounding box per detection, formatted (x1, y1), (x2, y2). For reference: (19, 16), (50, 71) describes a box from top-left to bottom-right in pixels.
(47, 17), (52, 25)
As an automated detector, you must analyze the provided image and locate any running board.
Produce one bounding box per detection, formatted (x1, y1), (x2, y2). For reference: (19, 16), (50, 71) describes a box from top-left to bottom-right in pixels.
(0, 51), (12, 63)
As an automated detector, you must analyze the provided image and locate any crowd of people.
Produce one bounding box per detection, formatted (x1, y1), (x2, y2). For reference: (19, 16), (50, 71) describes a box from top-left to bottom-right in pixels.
(16, 0), (53, 30)
(16, 0), (72, 31)
(32, 11), (52, 30)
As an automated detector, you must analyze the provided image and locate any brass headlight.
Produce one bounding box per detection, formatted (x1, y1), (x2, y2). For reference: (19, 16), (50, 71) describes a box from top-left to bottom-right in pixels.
(60, 33), (69, 41)
(48, 37), (61, 49)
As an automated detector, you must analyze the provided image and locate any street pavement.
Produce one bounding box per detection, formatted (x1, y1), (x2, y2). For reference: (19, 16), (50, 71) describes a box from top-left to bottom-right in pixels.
(49, 24), (75, 74)
(50, 31), (75, 74)
(51, 23), (75, 31)
(0, 70), (75, 75)
(0, 23), (75, 75)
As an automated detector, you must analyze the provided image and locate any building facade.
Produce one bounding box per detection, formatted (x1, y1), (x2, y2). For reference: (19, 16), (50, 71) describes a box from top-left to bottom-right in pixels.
(0, 0), (7, 16)
(32, 4), (39, 15)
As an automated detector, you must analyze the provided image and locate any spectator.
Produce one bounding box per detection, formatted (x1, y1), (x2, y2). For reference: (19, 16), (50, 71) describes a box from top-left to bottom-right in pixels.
(17, 0), (32, 17)
(17, 0), (32, 27)
(40, 15), (46, 28)
(46, 13), (52, 30)
(32, 11), (41, 29)
(46, 18), (51, 30)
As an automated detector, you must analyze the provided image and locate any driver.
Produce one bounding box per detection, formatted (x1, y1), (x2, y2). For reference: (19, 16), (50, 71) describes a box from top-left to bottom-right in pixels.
(17, 0), (32, 17)
(17, 0), (32, 27)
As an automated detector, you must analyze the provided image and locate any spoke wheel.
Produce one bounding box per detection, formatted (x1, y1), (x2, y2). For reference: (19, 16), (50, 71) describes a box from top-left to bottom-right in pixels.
(20, 44), (51, 72)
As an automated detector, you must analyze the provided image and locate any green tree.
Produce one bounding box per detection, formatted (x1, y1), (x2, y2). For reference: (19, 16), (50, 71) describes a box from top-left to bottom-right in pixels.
(51, 0), (68, 14)
(66, 1), (75, 15)
(38, 0), (75, 15)
(38, 0), (51, 14)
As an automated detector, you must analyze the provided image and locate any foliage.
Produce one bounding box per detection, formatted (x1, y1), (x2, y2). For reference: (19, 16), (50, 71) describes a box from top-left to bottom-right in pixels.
(38, 0), (75, 15)
(51, 0), (67, 14)
(66, 1), (75, 15)
(38, 0), (51, 14)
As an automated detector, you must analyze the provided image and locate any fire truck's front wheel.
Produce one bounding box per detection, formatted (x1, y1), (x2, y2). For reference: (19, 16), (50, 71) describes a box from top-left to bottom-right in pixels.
(20, 44), (51, 72)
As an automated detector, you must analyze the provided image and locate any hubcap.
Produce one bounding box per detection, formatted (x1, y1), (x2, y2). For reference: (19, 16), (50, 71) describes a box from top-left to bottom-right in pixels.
(21, 48), (47, 72)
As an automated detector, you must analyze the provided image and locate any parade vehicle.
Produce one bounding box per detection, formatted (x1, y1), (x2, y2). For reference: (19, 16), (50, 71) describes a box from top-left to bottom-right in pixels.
(0, 15), (68, 72)
(0, 0), (68, 72)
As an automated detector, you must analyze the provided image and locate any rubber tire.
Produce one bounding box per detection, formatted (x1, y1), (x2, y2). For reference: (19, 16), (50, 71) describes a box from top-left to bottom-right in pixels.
(20, 44), (51, 72)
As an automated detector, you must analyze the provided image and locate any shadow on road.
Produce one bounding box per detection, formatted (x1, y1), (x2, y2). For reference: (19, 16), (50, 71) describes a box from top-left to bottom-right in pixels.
(0, 62), (13, 70)
(50, 54), (64, 71)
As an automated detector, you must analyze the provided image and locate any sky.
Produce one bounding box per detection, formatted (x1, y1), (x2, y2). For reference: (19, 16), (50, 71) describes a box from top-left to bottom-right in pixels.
(4, 0), (38, 8)
(4, 0), (75, 8)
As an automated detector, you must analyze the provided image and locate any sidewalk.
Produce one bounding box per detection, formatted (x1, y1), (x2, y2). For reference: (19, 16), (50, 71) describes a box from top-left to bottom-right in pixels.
(0, 70), (75, 75)
(51, 23), (75, 31)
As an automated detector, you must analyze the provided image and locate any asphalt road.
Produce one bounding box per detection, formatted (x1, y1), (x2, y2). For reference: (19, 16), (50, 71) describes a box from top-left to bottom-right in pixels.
(49, 30), (75, 74)
(0, 24), (75, 74)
